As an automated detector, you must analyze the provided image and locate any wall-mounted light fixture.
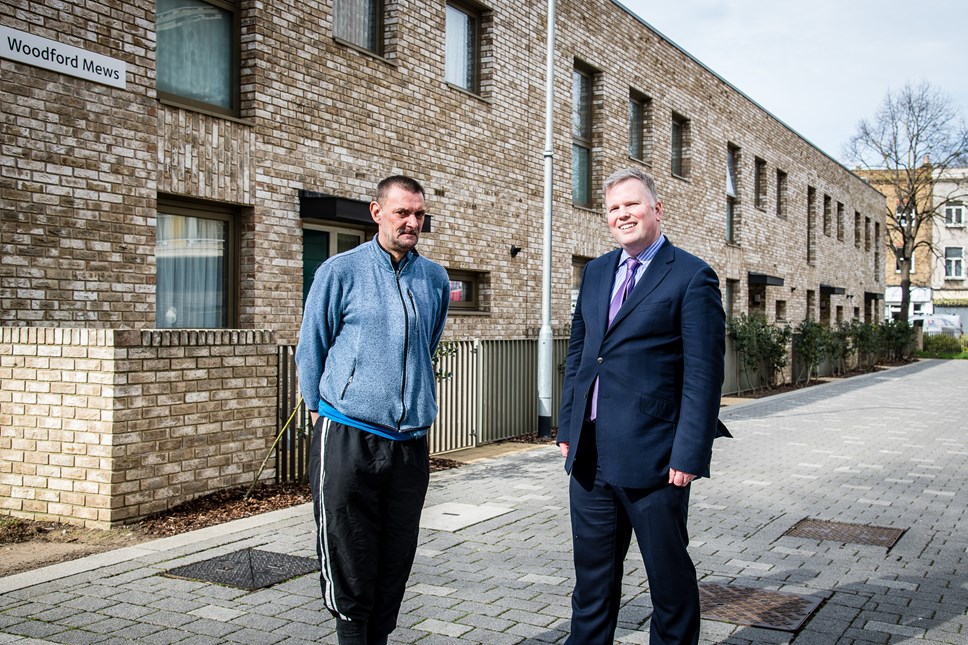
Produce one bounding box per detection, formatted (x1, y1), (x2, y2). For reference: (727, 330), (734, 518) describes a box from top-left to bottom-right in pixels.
(510, 245), (522, 258)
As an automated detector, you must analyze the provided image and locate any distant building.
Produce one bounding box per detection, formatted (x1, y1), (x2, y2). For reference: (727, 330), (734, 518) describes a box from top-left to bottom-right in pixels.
(930, 167), (968, 328)
(856, 166), (935, 320)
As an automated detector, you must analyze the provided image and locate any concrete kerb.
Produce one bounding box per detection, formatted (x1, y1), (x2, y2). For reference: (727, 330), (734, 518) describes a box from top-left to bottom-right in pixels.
(0, 504), (311, 594)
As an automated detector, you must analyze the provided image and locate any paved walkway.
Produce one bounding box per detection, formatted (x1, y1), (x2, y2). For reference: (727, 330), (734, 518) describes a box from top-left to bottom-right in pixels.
(2, 359), (967, 644)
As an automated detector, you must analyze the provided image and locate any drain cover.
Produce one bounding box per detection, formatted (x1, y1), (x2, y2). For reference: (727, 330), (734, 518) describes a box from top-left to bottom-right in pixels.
(700, 583), (822, 631)
(783, 518), (905, 548)
(164, 549), (319, 590)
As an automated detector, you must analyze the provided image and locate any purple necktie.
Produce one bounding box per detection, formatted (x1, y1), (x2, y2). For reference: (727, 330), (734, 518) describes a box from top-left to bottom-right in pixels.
(607, 257), (641, 327)
(591, 256), (641, 420)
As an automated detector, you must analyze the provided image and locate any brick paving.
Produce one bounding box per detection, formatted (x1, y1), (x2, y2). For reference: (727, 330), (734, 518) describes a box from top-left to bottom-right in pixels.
(2, 359), (967, 644)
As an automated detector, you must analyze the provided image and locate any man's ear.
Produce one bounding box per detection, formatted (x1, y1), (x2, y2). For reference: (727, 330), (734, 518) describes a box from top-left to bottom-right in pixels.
(369, 200), (382, 224)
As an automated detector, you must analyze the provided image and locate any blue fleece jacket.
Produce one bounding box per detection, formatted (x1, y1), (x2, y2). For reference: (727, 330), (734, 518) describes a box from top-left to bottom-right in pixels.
(295, 238), (450, 434)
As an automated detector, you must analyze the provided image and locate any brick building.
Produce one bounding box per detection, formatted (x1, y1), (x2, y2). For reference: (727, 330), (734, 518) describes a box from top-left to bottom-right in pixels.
(1, 0), (885, 526)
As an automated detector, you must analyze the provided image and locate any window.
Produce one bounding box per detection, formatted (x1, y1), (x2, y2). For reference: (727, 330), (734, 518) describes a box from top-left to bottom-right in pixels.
(671, 112), (690, 177)
(572, 256), (591, 313)
(836, 202), (844, 241)
(753, 157), (766, 209)
(334, 0), (383, 54)
(775, 299), (787, 322)
(724, 279), (738, 320)
(854, 211), (862, 248)
(864, 216), (871, 251)
(156, 198), (238, 328)
(156, 0), (240, 116)
(806, 289), (816, 321)
(946, 203), (964, 226)
(776, 169), (788, 218)
(873, 222), (880, 283)
(807, 186), (816, 264)
(822, 194), (831, 236)
(628, 90), (652, 162)
(445, 2), (479, 92)
(895, 246), (915, 273)
(945, 247), (964, 279)
(448, 269), (484, 311)
(726, 144), (739, 242)
(572, 65), (593, 207)
(896, 206), (912, 228)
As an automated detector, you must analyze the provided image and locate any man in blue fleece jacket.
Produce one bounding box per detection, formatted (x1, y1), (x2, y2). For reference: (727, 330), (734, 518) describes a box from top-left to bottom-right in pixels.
(296, 175), (449, 645)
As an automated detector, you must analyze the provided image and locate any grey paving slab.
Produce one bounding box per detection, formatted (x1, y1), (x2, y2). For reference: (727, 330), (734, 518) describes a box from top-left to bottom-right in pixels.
(3, 360), (968, 643)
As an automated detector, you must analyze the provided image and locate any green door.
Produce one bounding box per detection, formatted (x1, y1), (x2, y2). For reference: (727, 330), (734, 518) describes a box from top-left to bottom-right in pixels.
(303, 229), (330, 305)
(303, 229), (365, 304)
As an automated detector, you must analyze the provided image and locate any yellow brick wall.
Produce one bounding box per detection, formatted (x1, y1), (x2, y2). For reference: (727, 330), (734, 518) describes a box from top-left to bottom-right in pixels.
(1, 328), (276, 528)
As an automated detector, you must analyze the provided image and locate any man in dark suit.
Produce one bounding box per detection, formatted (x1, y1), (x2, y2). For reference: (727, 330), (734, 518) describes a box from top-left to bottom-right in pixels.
(558, 167), (727, 645)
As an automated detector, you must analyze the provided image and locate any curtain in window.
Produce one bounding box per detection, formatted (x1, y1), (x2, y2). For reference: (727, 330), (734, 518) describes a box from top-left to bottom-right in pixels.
(335, 0), (380, 52)
(572, 71), (590, 138)
(445, 4), (476, 89)
(156, 213), (227, 328)
(726, 149), (737, 196)
(157, 0), (233, 109)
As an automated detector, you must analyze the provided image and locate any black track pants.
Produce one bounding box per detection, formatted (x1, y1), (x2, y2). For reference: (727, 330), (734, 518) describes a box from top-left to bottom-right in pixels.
(308, 418), (430, 640)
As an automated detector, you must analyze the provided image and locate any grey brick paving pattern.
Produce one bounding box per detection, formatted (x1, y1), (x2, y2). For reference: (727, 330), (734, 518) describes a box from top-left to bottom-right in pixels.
(1, 359), (967, 644)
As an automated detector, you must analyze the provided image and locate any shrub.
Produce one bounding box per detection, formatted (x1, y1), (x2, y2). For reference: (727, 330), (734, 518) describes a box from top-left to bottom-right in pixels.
(878, 320), (916, 361)
(728, 314), (791, 391)
(922, 334), (963, 355)
(792, 319), (828, 384)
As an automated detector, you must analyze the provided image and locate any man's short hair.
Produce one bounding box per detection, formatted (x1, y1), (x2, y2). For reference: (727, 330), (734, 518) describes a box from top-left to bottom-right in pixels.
(375, 175), (425, 204)
(603, 168), (660, 205)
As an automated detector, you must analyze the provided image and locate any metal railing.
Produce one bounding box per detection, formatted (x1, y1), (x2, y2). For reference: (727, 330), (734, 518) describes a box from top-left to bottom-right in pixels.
(275, 339), (569, 481)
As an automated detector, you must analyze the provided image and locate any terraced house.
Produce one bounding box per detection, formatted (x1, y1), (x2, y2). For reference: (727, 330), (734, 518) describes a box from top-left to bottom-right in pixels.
(1, 0), (884, 527)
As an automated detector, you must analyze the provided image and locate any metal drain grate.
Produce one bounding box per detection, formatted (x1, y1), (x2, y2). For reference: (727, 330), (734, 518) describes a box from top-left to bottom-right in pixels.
(783, 518), (905, 548)
(164, 549), (319, 590)
(700, 583), (822, 632)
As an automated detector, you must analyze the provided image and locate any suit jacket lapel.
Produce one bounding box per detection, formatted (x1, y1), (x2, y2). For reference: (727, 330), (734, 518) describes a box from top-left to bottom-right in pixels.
(594, 250), (623, 332)
(607, 241), (674, 332)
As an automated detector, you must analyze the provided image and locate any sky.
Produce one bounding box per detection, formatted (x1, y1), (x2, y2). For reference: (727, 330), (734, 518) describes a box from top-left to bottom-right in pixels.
(617, 0), (968, 164)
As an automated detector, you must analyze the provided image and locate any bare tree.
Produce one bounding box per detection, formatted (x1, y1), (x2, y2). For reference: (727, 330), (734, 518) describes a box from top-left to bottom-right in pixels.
(845, 82), (968, 323)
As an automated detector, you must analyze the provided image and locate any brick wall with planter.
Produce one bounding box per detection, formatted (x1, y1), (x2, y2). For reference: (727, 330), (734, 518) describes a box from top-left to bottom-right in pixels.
(0, 327), (276, 528)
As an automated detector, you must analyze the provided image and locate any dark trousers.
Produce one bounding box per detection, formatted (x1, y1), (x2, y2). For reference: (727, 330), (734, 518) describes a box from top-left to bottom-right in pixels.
(309, 418), (430, 643)
(566, 427), (700, 645)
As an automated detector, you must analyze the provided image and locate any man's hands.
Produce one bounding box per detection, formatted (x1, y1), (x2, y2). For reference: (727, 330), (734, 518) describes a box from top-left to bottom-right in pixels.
(559, 441), (694, 487)
(668, 468), (695, 487)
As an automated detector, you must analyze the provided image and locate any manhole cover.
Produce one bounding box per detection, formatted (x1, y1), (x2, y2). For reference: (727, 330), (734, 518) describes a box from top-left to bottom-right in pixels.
(164, 549), (319, 590)
(700, 583), (822, 631)
(783, 518), (905, 548)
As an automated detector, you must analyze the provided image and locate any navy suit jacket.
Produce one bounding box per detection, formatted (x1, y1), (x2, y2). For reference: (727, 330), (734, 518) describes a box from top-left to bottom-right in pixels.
(558, 239), (727, 489)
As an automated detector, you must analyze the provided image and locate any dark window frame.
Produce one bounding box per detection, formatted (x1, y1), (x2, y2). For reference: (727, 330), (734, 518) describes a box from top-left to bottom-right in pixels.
(156, 0), (241, 118)
(572, 63), (594, 207)
(445, 1), (482, 93)
(447, 269), (484, 311)
(753, 157), (766, 210)
(333, 0), (385, 55)
(155, 196), (240, 328)
(671, 112), (690, 178)
(628, 89), (652, 163)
